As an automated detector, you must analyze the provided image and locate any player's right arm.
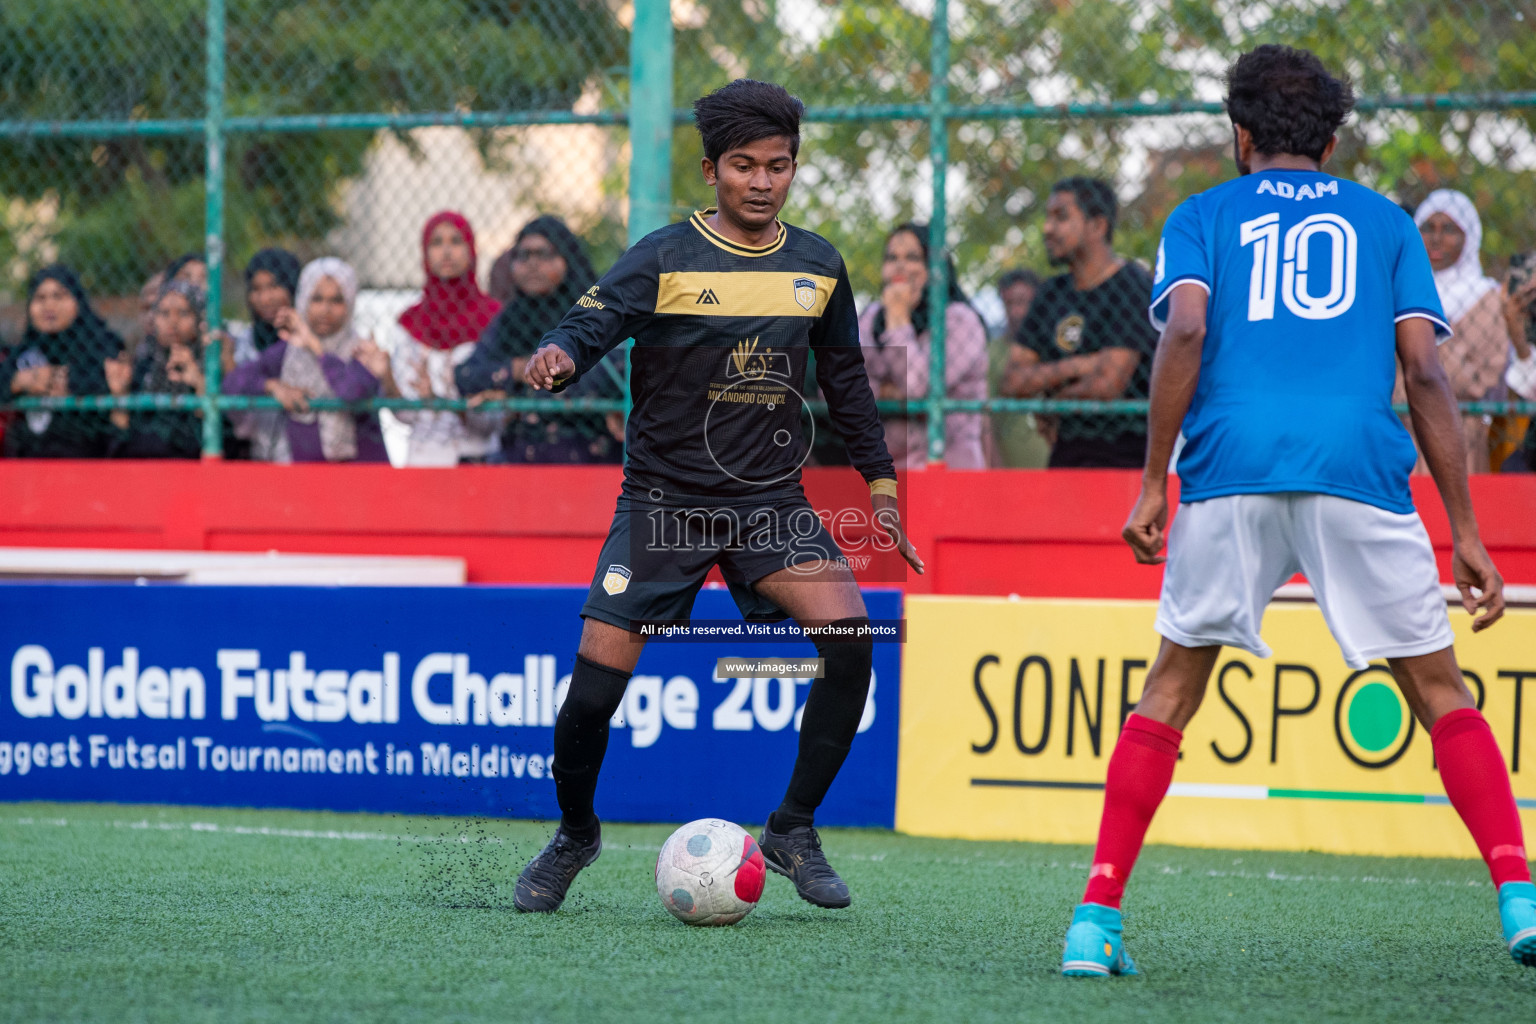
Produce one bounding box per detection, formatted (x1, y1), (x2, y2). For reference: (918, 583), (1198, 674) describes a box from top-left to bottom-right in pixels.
(525, 238), (659, 391)
(1125, 199), (1211, 564)
(1124, 283), (1206, 564)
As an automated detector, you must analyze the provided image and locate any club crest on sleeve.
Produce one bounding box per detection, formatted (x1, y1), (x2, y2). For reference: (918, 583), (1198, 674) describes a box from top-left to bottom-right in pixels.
(793, 277), (817, 311)
(602, 564), (632, 595)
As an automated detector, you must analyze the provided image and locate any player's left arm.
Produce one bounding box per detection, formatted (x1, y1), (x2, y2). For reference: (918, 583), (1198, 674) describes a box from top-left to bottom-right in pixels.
(813, 265), (924, 574)
(1398, 317), (1505, 630)
(526, 238), (658, 391)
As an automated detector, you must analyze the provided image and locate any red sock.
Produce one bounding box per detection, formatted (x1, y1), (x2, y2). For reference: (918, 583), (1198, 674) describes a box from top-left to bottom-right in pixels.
(1082, 713), (1182, 908)
(1432, 708), (1531, 887)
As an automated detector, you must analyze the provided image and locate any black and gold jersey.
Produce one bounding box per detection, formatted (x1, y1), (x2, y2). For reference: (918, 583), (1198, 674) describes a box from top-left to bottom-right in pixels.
(544, 209), (895, 503)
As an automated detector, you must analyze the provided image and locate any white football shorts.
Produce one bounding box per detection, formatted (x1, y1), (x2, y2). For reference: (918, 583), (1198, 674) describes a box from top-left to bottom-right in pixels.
(1156, 492), (1454, 669)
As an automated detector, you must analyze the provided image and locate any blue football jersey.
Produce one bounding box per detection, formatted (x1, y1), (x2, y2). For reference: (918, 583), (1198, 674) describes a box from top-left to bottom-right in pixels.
(1150, 169), (1449, 514)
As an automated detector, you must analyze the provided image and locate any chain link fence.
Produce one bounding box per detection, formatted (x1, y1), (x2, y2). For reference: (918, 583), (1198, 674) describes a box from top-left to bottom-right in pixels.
(2, 0), (1534, 468)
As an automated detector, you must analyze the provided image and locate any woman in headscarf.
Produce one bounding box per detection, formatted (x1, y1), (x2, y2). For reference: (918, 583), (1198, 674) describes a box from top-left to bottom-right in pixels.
(1400, 189), (1514, 472)
(388, 211), (502, 466)
(225, 258), (392, 463)
(164, 253), (208, 291)
(456, 215), (623, 464)
(0, 264), (126, 458)
(224, 247), (303, 461)
(107, 279), (208, 459)
(858, 221), (988, 468)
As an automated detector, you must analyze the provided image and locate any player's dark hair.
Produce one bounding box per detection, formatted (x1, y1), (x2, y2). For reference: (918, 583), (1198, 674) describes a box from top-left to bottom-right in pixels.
(997, 267), (1041, 293)
(693, 79), (805, 164)
(1051, 177), (1118, 241)
(1225, 45), (1355, 161)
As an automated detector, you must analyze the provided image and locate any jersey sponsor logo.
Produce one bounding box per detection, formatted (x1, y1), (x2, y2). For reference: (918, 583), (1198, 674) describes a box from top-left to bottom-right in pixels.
(1256, 178), (1339, 202)
(728, 336), (790, 380)
(1055, 314), (1085, 353)
(792, 277), (817, 310)
(602, 564), (632, 596)
(576, 285), (605, 310)
(696, 288), (721, 305)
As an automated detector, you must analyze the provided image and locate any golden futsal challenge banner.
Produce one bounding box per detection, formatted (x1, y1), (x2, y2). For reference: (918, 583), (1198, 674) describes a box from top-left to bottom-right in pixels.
(897, 597), (1536, 858)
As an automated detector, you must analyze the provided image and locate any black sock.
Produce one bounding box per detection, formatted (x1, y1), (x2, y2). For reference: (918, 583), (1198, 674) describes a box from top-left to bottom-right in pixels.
(551, 653), (631, 842)
(773, 617), (873, 831)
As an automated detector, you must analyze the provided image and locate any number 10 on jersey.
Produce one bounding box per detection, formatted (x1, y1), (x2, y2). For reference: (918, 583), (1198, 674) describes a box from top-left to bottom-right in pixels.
(1240, 212), (1358, 322)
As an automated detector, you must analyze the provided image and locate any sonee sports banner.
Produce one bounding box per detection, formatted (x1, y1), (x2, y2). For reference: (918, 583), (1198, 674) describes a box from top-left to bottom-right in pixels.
(897, 596), (1536, 859)
(0, 584), (902, 828)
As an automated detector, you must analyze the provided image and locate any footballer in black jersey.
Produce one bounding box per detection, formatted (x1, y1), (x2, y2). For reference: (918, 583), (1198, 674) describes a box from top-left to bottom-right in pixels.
(513, 80), (923, 914)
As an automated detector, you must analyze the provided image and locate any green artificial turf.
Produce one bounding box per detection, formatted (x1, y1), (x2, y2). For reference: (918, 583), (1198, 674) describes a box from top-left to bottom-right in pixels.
(1, 802), (1531, 1023)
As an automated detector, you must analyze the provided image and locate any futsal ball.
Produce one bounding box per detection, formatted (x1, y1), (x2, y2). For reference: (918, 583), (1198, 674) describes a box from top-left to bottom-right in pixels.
(655, 818), (767, 926)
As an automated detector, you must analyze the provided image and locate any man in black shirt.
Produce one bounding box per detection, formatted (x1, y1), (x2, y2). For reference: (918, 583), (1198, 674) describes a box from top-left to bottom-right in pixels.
(516, 80), (924, 914)
(1002, 177), (1158, 467)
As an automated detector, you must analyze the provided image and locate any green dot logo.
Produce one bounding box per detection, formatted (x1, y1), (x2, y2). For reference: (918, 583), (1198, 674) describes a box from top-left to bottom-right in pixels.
(1334, 667), (1415, 768)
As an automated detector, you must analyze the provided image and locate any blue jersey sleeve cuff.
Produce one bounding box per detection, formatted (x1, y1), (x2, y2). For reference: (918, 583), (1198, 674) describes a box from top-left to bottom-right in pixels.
(1149, 276), (1211, 331)
(1395, 308), (1452, 343)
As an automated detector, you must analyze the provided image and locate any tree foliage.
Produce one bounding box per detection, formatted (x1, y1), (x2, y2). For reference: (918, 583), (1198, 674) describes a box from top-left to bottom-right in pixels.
(0, 0), (625, 298)
(2, 0), (1533, 304)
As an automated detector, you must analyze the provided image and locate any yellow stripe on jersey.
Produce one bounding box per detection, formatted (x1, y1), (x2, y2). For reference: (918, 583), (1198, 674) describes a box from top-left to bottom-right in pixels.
(655, 271), (837, 318)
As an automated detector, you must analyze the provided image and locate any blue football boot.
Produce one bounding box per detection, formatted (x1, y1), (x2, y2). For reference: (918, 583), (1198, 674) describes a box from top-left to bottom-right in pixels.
(1500, 881), (1536, 967)
(1061, 902), (1139, 977)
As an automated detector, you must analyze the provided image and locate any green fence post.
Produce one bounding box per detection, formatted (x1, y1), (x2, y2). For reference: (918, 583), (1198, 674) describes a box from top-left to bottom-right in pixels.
(926, 0), (950, 465)
(624, 0), (674, 437)
(201, 0), (227, 459)
(629, 0), (673, 244)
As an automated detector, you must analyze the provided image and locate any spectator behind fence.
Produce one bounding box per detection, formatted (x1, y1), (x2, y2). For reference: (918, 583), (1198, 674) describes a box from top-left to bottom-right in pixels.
(1395, 189), (1514, 473)
(226, 247), (303, 462)
(225, 258), (392, 463)
(136, 270), (165, 347)
(987, 267), (1050, 467)
(1002, 177), (1157, 468)
(457, 215), (623, 464)
(164, 253), (208, 291)
(858, 221), (987, 468)
(389, 211), (503, 466)
(1505, 255), (1536, 472)
(0, 265), (125, 458)
(107, 279), (207, 459)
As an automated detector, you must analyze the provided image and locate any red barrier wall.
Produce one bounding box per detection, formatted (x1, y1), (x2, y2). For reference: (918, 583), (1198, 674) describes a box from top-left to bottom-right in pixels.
(1, 461), (1533, 594)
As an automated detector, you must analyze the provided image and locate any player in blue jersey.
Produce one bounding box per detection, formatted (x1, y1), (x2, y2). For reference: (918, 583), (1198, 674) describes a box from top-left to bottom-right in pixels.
(1060, 45), (1534, 977)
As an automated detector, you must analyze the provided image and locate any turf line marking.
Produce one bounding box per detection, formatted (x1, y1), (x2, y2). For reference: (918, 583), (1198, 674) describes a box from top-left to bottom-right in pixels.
(112, 819), (428, 842)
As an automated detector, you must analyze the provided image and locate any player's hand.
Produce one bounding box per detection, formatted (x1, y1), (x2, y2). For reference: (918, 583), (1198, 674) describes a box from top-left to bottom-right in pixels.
(524, 343), (575, 391)
(872, 493), (924, 574)
(1452, 538), (1505, 632)
(1122, 486), (1169, 564)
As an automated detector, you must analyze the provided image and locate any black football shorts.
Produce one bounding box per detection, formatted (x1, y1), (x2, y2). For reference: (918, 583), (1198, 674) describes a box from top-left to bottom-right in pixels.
(579, 493), (844, 631)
